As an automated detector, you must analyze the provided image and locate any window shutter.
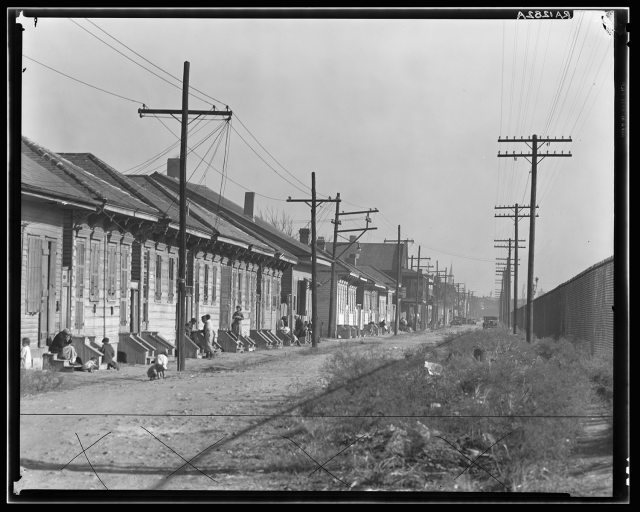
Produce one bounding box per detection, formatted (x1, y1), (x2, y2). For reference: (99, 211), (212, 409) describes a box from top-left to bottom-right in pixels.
(120, 246), (128, 326)
(26, 237), (43, 313)
(75, 241), (85, 330)
(194, 261), (200, 302)
(89, 243), (100, 301)
(107, 245), (116, 300)
(168, 258), (174, 302)
(155, 255), (162, 301)
(238, 270), (243, 306)
(204, 264), (209, 303)
(212, 265), (217, 302)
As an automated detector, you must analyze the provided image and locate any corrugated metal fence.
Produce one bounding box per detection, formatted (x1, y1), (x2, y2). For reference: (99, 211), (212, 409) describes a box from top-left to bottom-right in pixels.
(515, 256), (614, 356)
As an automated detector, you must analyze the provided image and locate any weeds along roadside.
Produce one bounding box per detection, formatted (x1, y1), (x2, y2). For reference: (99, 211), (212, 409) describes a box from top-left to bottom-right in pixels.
(20, 367), (65, 397)
(273, 329), (612, 491)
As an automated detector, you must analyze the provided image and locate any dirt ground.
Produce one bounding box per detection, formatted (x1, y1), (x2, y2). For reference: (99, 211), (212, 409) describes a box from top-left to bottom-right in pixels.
(15, 325), (612, 495)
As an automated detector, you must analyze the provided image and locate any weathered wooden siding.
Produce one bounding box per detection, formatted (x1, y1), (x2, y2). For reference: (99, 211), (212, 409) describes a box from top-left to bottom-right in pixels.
(20, 200), (63, 347)
(194, 253), (222, 334)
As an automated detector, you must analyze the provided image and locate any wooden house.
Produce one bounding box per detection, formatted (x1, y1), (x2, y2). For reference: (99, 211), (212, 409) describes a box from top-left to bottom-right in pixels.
(21, 137), (164, 366)
(149, 171), (325, 334)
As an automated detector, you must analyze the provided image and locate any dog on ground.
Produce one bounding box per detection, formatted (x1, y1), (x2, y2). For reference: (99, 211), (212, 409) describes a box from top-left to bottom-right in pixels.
(147, 363), (165, 380)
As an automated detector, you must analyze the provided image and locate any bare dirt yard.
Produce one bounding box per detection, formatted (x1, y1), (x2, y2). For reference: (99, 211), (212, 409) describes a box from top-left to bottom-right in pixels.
(15, 325), (612, 495)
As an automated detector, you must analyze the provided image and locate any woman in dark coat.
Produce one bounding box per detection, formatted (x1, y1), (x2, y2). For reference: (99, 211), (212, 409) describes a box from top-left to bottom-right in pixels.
(232, 306), (244, 336)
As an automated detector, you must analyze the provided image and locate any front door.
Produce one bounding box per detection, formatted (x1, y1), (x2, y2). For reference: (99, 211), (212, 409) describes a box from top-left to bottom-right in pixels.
(39, 240), (57, 347)
(220, 265), (231, 330)
(130, 288), (139, 333)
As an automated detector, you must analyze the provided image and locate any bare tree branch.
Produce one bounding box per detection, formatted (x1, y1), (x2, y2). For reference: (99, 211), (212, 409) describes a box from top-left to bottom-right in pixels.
(256, 206), (295, 237)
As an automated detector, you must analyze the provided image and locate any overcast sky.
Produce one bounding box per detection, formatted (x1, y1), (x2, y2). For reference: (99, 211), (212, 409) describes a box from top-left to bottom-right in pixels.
(19, 10), (617, 298)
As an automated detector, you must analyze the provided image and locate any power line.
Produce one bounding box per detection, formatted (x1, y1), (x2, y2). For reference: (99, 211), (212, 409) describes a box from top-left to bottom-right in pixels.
(22, 54), (144, 105)
(83, 18), (227, 107)
(230, 124), (311, 196)
(68, 18), (213, 107)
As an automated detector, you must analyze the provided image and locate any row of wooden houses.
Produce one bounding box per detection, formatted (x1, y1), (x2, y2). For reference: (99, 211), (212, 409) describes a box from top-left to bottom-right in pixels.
(20, 135), (409, 368)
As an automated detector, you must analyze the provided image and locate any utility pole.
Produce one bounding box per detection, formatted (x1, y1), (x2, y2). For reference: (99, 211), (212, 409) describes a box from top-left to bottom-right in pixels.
(138, 62), (232, 371)
(498, 134), (572, 341)
(495, 204), (535, 333)
(396, 226), (401, 334)
(327, 193), (341, 339)
(495, 237), (524, 331)
(287, 176), (340, 348)
(384, 233), (414, 334)
(328, 205), (378, 338)
(411, 246), (431, 331)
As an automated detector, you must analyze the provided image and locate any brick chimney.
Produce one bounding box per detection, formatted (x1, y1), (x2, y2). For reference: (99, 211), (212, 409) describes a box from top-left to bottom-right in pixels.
(299, 228), (310, 245)
(316, 236), (325, 251)
(243, 192), (255, 219)
(346, 238), (361, 266)
(167, 158), (180, 179)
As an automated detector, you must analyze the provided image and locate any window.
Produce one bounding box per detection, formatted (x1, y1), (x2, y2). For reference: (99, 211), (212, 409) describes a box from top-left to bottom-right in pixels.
(273, 278), (279, 311)
(107, 244), (117, 301)
(26, 236), (42, 314)
(168, 258), (175, 302)
(143, 250), (150, 323)
(245, 271), (250, 307)
(75, 241), (85, 329)
(297, 279), (307, 316)
(155, 254), (162, 301)
(120, 246), (129, 326)
(89, 242), (100, 301)
(194, 261), (200, 303)
(204, 264), (209, 304)
(211, 265), (217, 302)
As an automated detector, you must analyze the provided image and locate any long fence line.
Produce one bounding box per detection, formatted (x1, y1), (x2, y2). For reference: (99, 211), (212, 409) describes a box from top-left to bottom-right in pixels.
(514, 256), (614, 356)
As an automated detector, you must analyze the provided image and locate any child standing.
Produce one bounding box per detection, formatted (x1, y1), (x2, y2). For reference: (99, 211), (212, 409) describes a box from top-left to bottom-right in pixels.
(20, 338), (32, 369)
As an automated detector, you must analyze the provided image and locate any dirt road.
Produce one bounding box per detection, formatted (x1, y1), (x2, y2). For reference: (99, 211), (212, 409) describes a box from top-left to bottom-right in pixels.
(17, 327), (464, 492)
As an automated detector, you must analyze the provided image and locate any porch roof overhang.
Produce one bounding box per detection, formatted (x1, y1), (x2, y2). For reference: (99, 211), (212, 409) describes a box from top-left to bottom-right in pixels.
(21, 191), (96, 211)
(104, 203), (159, 222)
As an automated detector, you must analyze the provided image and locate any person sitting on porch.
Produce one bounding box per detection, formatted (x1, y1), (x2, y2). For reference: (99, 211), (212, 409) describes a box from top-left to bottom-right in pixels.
(399, 317), (408, 331)
(49, 328), (71, 356)
(61, 339), (81, 365)
(232, 306), (244, 336)
(185, 318), (198, 340)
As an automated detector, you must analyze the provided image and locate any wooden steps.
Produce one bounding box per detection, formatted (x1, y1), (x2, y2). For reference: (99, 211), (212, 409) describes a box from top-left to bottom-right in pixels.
(276, 330), (299, 347)
(140, 331), (176, 357)
(262, 330), (283, 349)
(251, 330), (273, 350)
(191, 331), (222, 357)
(217, 330), (244, 353)
(117, 333), (155, 365)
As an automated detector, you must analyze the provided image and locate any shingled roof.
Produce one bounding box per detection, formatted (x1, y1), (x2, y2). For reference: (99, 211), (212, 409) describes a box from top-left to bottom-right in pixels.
(21, 137), (159, 217)
(325, 241), (409, 272)
(22, 149), (95, 208)
(129, 176), (281, 255)
(150, 172), (328, 264)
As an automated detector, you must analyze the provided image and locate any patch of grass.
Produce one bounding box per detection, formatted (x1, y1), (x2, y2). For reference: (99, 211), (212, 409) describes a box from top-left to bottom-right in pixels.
(274, 330), (612, 491)
(20, 368), (65, 396)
